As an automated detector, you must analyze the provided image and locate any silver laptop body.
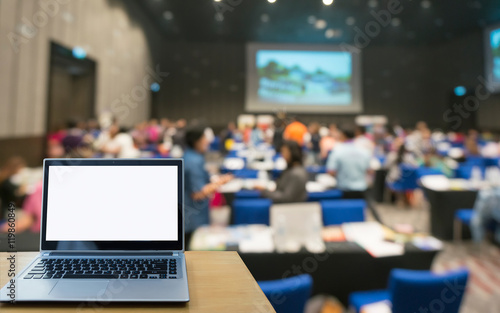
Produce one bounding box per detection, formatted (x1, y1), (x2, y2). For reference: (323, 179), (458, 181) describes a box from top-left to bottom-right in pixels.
(0, 158), (189, 303)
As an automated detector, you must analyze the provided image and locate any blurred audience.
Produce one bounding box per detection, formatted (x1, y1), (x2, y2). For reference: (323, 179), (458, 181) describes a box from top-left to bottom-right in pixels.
(283, 116), (308, 147)
(0, 157), (27, 220)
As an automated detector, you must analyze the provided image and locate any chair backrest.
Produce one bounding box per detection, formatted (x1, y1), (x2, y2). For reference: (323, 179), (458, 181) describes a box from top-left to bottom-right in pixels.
(258, 274), (313, 313)
(389, 268), (469, 313)
(455, 164), (485, 180)
(307, 189), (343, 202)
(233, 198), (272, 225)
(465, 156), (486, 167)
(235, 190), (262, 199)
(398, 165), (419, 190)
(306, 165), (327, 174)
(233, 168), (259, 179)
(320, 199), (366, 226)
(417, 167), (444, 179)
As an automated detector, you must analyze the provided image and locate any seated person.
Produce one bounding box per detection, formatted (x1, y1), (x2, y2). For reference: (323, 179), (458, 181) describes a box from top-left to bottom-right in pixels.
(256, 140), (308, 203)
(471, 186), (500, 244)
(95, 123), (140, 158)
(0, 156), (27, 221)
(384, 137), (418, 184)
(1, 181), (42, 233)
(417, 148), (453, 178)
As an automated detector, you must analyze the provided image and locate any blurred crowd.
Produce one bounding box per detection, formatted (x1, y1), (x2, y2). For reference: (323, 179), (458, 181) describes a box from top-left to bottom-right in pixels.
(2, 113), (500, 237)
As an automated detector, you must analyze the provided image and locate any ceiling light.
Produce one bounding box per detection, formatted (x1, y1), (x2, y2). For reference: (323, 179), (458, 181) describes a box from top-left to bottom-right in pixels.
(315, 19), (327, 29)
(215, 13), (224, 22)
(345, 16), (355, 25)
(323, 0), (334, 5)
(325, 28), (342, 38)
(391, 18), (401, 27)
(214, 0), (222, 2)
(162, 11), (174, 20)
(268, 0), (276, 3)
(421, 0), (431, 9)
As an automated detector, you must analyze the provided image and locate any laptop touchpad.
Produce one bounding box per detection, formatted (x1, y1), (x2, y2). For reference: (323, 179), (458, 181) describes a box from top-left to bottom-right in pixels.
(49, 281), (109, 299)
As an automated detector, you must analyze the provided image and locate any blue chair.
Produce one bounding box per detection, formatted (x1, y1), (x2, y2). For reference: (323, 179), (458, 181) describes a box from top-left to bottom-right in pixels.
(307, 189), (343, 202)
(349, 268), (469, 313)
(209, 136), (221, 151)
(484, 157), (500, 167)
(306, 165), (327, 174)
(320, 199), (365, 226)
(416, 167), (443, 178)
(386, 165), (419, 192)
(454, 164), (485, 179)
(235, 190), (262, 199)
(233, 168), (259, 179)
(454, 209), (475, 241)
(233, 198), (272, 225)
(271, 169), (283, 180)
(465, 156), (486, 167)
(258, 274), (313, 313)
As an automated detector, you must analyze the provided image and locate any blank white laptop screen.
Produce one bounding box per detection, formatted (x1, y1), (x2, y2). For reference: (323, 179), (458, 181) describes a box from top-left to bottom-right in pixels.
(46, 166), (178, 241)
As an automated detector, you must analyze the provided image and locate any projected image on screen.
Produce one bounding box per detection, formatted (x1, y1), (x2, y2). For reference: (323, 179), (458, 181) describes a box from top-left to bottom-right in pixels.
(246, 43), (362, 113)
(257, 51), (352, 105)
(490, 28), (500, 82)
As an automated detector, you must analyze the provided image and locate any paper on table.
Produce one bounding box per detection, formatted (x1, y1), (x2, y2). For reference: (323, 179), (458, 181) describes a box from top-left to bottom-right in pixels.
(218, 178), (243, 193)
(342, 222), (404, 258)
(355, 239), (404, 258)
(306, 181), (327, 192)
(342, 222), (385, 242)
(316, 173), (337, 188)
(412, 236), (443, 251)
(420, 175), (450, 191)
(238, 225), (275, 253)
(361, 301), (392, 313)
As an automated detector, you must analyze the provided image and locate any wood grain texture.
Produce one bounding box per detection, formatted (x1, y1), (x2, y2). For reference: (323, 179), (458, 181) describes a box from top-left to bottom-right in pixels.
(0, 251), (275, 313)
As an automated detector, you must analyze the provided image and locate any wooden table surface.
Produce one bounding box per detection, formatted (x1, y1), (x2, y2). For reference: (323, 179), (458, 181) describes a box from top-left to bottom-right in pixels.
(0, 251), (275, 313)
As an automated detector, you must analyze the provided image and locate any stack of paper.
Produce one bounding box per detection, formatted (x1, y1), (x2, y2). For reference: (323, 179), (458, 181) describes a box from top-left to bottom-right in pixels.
(342, 222), (404, 258)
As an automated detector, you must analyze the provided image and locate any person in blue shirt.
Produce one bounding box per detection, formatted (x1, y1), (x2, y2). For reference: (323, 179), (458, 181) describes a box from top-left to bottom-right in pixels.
(470, 186), (500, 244)
(326, 128), (383, 223)
(183, 126), (232, 248)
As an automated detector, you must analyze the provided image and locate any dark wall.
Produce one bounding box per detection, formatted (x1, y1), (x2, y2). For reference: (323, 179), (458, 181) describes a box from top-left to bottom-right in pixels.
(155, 34), (500, 130)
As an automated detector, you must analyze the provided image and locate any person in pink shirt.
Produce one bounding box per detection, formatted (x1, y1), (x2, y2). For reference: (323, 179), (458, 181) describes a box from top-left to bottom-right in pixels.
(0, 181), (42, 233)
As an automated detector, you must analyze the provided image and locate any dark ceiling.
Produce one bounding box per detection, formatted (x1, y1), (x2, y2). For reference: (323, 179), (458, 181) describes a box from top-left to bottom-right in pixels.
(138, 0), (500, 45)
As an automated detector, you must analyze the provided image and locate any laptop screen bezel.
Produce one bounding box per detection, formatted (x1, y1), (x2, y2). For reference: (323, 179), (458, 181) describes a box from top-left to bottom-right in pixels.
(40, 158), (184, 251)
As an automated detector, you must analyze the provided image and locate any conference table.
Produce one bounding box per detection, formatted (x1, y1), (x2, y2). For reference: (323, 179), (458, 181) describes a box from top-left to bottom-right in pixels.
(0, 251), (275, 313)
(190, 227), (440, 306)
(422, 186), (478, 240)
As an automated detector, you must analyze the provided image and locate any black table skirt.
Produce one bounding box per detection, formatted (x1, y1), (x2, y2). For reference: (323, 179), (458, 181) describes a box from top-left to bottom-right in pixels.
(423, 187), (478, 240)
(238, 242), (438, 306)
(372, 169), (388, 203)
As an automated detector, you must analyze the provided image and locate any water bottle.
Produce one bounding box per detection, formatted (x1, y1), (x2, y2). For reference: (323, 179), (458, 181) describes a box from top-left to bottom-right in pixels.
(274, 215), (287, 253)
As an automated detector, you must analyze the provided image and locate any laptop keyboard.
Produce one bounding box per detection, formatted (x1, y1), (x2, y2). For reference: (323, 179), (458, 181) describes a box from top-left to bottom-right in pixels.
(23, 258), (178, 280)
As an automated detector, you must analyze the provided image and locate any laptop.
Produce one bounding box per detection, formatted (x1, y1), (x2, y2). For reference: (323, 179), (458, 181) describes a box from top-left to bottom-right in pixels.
(0, 158), (189, 302)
